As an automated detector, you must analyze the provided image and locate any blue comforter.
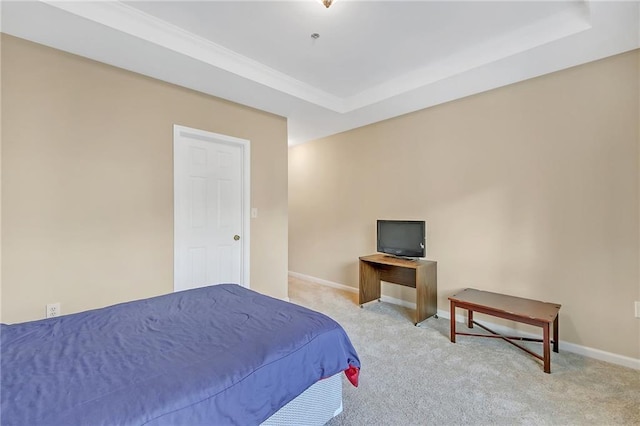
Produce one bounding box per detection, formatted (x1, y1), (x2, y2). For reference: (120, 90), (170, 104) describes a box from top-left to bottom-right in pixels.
(1, 284), (360, 425)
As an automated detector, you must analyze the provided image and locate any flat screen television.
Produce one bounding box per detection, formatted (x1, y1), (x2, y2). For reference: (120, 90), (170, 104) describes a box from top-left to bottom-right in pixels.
(377, 220), (426, 258)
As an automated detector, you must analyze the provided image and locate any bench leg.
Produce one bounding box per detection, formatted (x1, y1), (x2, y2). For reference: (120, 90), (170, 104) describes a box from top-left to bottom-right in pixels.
(553, 315), (559, 353)
(450, 300), (456, 343)
(543, 323), (551, 373)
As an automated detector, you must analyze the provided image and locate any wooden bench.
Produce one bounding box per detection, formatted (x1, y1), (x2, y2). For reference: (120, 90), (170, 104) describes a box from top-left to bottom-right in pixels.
(449, 288), (561, 373)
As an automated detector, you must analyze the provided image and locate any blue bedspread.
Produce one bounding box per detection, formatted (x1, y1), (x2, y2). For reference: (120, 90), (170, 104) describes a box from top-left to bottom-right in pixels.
(1, 284), (360, 426)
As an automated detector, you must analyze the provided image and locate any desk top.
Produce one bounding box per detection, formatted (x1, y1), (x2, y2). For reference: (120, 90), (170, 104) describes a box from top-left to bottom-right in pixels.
(359, 253), (435, 269)
(449, 288), (560, 323)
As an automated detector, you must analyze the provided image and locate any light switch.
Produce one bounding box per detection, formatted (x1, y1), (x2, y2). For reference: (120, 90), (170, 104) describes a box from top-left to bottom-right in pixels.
(251, 208), (258, 218)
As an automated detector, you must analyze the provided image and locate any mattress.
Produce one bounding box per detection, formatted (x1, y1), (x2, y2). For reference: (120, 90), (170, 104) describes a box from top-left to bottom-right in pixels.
(1, 284), (360, 425)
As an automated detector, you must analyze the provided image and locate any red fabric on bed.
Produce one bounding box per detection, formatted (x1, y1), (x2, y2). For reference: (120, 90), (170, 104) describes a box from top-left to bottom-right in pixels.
(344, 365), (359, 387)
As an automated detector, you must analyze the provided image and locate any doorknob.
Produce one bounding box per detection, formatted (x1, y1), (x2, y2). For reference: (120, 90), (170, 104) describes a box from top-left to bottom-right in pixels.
(234, 235), (240, 241)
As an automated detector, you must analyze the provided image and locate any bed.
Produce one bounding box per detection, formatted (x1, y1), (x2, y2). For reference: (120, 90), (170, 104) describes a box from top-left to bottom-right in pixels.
(0, 284), (360, 425)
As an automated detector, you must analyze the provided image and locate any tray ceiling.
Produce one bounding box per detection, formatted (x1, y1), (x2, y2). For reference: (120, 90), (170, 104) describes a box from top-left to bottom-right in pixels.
(2, 1), (639, 145)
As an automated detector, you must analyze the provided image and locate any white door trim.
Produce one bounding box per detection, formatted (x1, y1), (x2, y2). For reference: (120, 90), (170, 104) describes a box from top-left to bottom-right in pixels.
(173, 124), (251, 290)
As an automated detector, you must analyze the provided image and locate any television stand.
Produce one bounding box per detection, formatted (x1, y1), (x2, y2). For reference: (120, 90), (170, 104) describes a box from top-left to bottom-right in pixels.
(359, 254), (437, 325)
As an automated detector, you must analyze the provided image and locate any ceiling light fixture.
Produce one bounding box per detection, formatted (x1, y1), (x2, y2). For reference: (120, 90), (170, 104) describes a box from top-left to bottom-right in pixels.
(320, 0), (335, 8)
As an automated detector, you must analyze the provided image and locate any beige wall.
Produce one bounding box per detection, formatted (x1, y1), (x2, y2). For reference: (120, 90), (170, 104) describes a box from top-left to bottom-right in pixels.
(0, 34), (3, 322)
(289, 50), (640, 359)
(1, 35), (289, 323)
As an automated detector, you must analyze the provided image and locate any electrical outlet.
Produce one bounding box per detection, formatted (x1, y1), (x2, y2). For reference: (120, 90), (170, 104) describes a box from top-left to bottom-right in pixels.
(46, 303), (60, 319)
(635, 301), (640, 319)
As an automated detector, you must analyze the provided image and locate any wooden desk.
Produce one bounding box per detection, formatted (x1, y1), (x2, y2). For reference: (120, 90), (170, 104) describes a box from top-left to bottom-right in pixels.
(449, 288), (561, 373)
(359, 254), (437, 325)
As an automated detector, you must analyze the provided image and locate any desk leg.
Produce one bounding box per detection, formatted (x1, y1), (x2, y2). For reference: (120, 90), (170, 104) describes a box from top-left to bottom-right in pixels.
(543, 323), (551, 374)
(450, 300), (456, 343)
(359, 261), (381, 306)
(467, 310), (474, 329)
(415, 267), (428, 325)
(553, 315), (559, 353)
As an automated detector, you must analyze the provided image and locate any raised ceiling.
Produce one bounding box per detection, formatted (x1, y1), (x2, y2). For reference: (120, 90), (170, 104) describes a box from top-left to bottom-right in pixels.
(2, 1), (639, 145)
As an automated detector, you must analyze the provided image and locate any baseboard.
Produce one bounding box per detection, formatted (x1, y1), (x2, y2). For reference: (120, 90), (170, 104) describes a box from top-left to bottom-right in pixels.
(288, 271), (416, 309)
(289, 271), (358, 294)
(288, 271), (640, 371)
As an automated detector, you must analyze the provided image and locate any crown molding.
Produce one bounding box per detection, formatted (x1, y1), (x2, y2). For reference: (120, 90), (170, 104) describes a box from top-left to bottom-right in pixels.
(41, 0), (347, 112)
(10, 0), (634, 145)
(41, 0), (593, 116)
(345, 4), (592, 111)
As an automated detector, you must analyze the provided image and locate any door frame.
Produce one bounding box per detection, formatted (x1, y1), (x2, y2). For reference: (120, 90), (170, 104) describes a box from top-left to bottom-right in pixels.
(173, 124), (251, 290)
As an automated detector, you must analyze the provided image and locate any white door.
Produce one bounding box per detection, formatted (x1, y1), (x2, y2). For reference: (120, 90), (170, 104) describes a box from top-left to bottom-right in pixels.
(173, 125), (250, 292)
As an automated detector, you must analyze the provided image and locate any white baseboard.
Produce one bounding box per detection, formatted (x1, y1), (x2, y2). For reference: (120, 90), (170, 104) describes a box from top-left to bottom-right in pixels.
(288, 271), (640, 371)
(288, 271), (415, 309)
(289, 271), (358, 294)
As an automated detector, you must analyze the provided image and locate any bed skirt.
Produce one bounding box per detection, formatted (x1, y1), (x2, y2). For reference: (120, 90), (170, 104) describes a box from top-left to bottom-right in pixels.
(262, 373), (343, 426)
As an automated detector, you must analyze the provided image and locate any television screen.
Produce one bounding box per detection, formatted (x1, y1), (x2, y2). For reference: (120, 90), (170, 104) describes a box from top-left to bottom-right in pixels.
(377, 220), (425, 258)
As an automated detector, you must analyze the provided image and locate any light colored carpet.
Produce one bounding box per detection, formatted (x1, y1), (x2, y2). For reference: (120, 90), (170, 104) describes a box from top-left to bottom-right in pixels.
(288, 276), (640, 426)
